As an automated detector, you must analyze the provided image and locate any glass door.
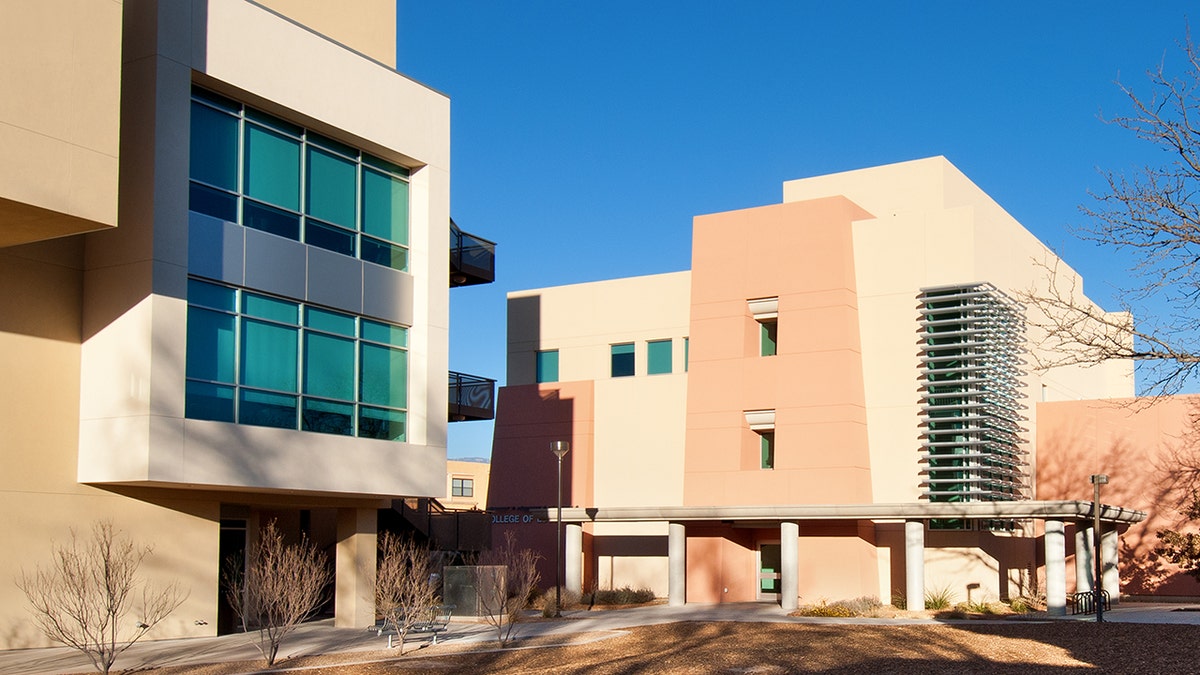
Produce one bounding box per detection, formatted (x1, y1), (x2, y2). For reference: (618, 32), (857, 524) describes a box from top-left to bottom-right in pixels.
(758, 543), (781, 601)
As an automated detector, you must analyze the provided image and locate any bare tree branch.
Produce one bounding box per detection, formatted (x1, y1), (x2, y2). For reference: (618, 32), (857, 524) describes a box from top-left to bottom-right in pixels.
(375, 532), (439, 654)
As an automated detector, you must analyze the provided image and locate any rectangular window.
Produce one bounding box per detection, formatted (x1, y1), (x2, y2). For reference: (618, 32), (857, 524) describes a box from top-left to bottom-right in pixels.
(184, 278), (409, 441)
(536, 349), (559, 383)
(452, 477), (474, 498)
(684, 337), (689, 372)
(760, 320), (778, 357)
(760, 432), (775, 470)
(189, 87), (410, 271)
(611, 343), (635, 377)
(647, 339), (672, 375)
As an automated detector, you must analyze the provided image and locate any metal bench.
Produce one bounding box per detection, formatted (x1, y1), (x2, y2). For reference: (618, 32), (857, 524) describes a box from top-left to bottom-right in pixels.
(377, 604), (455, 646)
(1071, 590), (1110, 615)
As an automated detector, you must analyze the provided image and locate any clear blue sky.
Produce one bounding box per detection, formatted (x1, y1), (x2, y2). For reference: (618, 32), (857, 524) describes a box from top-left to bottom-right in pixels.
(395, 2), (1196, 459)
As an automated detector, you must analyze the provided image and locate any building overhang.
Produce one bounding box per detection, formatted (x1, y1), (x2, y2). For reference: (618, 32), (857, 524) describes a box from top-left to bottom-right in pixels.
(528, 501), (1145, 525)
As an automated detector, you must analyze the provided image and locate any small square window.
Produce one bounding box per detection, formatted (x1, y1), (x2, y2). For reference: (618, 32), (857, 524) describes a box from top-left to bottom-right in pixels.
(611, 343), (635, 377)
(536, 349), (559, 383)
(647, 339), (672, 375)
(452, 477), (474, 498)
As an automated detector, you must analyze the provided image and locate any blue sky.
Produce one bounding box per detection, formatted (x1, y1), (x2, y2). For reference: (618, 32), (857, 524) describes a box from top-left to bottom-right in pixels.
(395, 2), (1196, 458)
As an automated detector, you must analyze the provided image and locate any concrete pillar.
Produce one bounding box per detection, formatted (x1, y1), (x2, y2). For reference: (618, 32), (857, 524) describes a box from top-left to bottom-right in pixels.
(668, 522), (686, 606)
(1044, 519), (1066, 616)
(780, 521), (799, 611)
(335, 508), (377, 628)
(565, 522), (583, 596)
(904, 520), (924, 612)
(1074, 524), (1094, 593)
(1102, 524), (1120, 604)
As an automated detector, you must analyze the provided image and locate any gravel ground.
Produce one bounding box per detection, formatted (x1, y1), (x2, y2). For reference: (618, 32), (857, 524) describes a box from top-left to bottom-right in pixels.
(135, 621), (1200, 674)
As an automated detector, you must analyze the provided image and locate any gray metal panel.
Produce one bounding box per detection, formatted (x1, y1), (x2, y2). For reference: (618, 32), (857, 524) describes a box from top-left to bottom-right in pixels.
(187, 212), (245, 285)
(306, 246), (363, 313)
(244, 228), (306, 299)
(362, 262), (413, 325)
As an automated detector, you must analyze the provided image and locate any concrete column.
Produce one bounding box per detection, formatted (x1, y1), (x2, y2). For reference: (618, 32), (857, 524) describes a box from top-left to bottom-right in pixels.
(668, 522), (686, 606)
(1074, 524), (1094, 593)
(904, 520), (925, 612)
(780, 521), (799, 611)
(565, 522), (583, 596)
(1101, 524), (1120, 604)
(335, 508), (377, 628)
(1044, 519), (1067, 616)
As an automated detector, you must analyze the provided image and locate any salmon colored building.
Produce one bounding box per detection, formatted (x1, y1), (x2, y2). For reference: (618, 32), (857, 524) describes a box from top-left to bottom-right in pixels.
(488, 157), (1168, 613)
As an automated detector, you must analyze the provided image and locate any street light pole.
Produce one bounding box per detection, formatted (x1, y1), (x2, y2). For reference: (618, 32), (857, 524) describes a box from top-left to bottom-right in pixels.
(551, 441), (570, 618)
(1090, 473), (1109, 623)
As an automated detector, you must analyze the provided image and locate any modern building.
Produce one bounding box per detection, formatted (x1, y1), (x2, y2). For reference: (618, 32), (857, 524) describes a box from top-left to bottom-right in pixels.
(488, 156), (1155, 612)
(0, 0), (493, 648)
(445, 459), (491, 511)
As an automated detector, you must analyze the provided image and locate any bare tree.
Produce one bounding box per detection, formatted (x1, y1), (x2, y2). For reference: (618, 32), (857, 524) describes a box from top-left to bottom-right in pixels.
(1026, 30), (1200, 396)
(17, 521), (186, 674)
(375, 532), (438, 653)
(223, 521), (332, 666)
(472, 531), (541, 647)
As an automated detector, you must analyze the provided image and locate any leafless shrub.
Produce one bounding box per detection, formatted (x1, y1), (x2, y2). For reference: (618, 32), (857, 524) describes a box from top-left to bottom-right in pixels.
(223, 521), (331, 665)
(17, 521), (186, 674)
(375, 532), (438, 653)
(473, 531), (541, 647)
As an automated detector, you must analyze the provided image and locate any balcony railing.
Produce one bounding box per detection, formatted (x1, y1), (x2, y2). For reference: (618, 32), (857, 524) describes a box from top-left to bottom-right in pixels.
(449, 371), (495, 422)
(450, 219), (496, 287)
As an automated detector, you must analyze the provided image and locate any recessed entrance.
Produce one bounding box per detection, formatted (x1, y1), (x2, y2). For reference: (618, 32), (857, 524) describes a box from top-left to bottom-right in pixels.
(757, 542), (781, 601)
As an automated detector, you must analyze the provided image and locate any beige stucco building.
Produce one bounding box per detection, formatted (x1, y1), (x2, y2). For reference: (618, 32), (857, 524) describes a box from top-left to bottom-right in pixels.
(490, 157), (1153, 612)
(0, 0), (495, 648)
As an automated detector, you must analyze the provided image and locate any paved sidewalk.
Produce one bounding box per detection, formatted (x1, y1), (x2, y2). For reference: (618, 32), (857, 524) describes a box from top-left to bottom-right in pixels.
(2, 601), (1198, 675)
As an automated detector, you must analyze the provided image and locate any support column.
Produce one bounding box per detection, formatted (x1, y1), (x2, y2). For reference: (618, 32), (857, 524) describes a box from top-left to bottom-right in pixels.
(668, 522), (686, 606)
(1044, 519), (1066, 616)
(1075, 524), (1094, 593)
(565, 522), (583, 596)
(1101, 524), (1120, 604)
(780, 521), (799, 611)
(904, 520), (925, 612)
(335, 508), (377, 628)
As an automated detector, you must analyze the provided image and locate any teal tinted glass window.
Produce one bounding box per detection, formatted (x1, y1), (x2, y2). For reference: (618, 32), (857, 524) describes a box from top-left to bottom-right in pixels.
(185, 380), (235, 422)
(647, 339), (672, 375)
(243, 293), (298, 324)
(241, 319), (298, 392)
(611, 343), (635, 377)
(302, 398), (354, 436)
(305, 307), (355, 337)
(190, 102), (238, 190)
(362, 168), (409, 244)
(761, 432), (775, 470)
(306, 147), (356, 228)
(760, 320), (777, 357)
(536, 350), (559, 383)
(304, 332), (354, 400)
(239, 389), (297, 429)
(186, 307), (236, 383)
(359, 406), (406, 441)
(362, 320), (407, 347)
(244, 124), (300, 210)
(189, 279), (236, 312)
(360, 343), (407, 408)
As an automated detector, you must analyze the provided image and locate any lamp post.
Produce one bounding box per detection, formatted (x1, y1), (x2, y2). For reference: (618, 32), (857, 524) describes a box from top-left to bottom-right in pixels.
(1090, 473), (1109, 623)
(551, 441), (570, 617)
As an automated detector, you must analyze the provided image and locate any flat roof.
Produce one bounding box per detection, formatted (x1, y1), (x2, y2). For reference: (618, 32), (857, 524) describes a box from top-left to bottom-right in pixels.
(526, 501), (1145, 525)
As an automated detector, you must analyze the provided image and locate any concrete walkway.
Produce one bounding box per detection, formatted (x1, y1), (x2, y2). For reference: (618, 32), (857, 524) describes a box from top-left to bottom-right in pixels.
(3, 601), (1198, 675)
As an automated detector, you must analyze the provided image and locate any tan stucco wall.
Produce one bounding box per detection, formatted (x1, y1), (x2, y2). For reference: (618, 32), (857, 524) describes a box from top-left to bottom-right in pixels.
(445, 460), (491, 510)
(0, 0), (122, 246)
(255, 0), (397, 68)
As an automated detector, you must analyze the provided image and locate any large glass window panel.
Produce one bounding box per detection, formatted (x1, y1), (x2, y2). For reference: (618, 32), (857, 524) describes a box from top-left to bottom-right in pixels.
(360, 343), (407, 408)
(185, 380), (235, 423)
(189, 102), (238, 190)
(359, 406), (406, 441)
(611, 343), (635, 378)
(306, 147), (357, 228)
(305, 219), (355, 256)
(243, 200), (300, 240)
(362, 168), (408, 245)
(189, 279), (236, 312)
(189, 182), (238, 222)
(362, 320), (407, 347)
(243, 293), (298, 324)
(244, 124), (300, 211)
(186, 307), (236, 383)
(360, 237), (408, 272)
(304, 332), (354, 400)
(239, 389), (297, 429)
(305, 307), (356, 337)
(536, 350), (559, 383)
(302, 398), (354, 436)
(647, 339), (672, 375)
(240, 319), (298, 392)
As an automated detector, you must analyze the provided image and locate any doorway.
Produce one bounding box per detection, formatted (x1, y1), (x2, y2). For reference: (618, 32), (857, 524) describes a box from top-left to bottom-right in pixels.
(757, 543), (781, 601)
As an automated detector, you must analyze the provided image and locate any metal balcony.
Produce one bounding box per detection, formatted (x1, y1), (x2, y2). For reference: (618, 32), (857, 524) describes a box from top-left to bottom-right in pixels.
(450, 219), (495, 287)
(449, 371), (495, 422)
